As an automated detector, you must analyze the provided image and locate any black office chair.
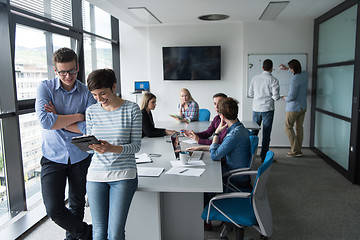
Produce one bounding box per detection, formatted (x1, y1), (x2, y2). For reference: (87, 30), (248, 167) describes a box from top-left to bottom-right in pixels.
(202, 151), (274, 240)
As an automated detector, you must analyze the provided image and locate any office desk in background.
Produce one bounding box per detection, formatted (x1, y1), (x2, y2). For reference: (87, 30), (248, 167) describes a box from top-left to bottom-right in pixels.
(126, 121), (222, 240)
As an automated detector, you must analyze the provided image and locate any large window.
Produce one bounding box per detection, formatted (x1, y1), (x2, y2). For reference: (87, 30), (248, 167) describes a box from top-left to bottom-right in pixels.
(15, 25), (47, 101)
(0, 122), (8, 219)
(19, 113), (43, 206)
(10, 0), (73, 26)
(84, 35), (113, 78)
(82, 0), (113, 80)
(82, 1), (111, 39)
(15, 25), (76, 100)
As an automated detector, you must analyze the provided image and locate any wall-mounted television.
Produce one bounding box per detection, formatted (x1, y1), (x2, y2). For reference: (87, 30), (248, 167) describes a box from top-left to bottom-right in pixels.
(162, 46), (221, 80)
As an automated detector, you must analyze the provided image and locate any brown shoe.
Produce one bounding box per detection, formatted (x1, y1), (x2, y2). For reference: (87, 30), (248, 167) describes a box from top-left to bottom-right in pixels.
(286, 152), (302, 157)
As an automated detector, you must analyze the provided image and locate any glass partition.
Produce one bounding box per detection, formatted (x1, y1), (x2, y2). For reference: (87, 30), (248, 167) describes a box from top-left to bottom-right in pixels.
(316, 65), (354, 118)
(314, 112), (350, 170)
(318, 5), (357, 65)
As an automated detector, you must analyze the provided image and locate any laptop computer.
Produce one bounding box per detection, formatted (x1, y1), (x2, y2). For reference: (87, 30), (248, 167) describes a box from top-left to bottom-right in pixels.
(170, 133), (181, 159)
(132, 81), (150, 93)
(170, 133), (203, 160)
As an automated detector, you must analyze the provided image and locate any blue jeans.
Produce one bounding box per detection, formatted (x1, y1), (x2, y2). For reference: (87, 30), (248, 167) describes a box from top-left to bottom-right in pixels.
(87, 177), (138, 240)
(251, 111), (274, 161)
(41, 155), (91, 240)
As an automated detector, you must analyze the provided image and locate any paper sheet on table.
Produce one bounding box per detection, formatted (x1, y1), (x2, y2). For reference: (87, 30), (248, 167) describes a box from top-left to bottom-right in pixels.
(182, 139), (198, 144)
(135, 153), (152, 164)
(165, 167), (205, 177)
(170, 160), (206, 167)
(137, 167), (164, 177)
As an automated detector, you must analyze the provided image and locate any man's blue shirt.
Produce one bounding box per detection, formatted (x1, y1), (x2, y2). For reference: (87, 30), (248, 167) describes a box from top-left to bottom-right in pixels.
(285, 71), (308, 112)
(210, 120), (251, 181)
(35, 78), (96, 164)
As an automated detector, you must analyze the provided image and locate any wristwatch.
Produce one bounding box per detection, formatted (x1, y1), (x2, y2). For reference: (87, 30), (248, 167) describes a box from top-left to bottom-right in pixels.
(214, 133), (220, 136)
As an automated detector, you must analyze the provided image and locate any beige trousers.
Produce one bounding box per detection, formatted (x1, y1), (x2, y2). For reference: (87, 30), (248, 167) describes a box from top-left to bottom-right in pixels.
(285, 109), (306, 153)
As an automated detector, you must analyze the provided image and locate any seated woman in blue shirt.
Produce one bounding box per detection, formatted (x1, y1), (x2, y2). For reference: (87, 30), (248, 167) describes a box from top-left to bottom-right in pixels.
(210, 97), (251, 188)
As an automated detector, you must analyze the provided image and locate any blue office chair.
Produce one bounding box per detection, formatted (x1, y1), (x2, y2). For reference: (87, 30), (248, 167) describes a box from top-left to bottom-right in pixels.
(223, 135), (259, 192)
(199, 108), (211, 121)
(202, 151), (274, 240)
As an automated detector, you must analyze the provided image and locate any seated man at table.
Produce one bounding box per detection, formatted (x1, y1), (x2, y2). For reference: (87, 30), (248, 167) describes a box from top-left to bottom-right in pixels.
(182, 93), (228, 151)
(210, 97), (251, 188)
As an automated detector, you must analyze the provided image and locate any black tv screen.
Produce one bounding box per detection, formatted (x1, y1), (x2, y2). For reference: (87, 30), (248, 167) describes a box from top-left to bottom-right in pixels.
(162, 46), (221, 80)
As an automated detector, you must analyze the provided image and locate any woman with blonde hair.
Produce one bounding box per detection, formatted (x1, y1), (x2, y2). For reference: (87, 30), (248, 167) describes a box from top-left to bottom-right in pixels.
(141, 92), (176, 137)
(172, 88), (199, 122)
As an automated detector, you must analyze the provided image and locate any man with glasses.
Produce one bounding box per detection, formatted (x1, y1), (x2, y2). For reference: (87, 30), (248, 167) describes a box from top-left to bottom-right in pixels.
(35, 48), (96, 240)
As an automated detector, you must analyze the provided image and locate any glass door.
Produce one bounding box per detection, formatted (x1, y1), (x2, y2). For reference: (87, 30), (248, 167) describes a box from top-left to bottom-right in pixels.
(312, 1), (360, 183)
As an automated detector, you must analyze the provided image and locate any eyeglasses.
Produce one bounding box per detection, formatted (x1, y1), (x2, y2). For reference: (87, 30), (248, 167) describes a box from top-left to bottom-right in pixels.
(56, 68), (78, 76)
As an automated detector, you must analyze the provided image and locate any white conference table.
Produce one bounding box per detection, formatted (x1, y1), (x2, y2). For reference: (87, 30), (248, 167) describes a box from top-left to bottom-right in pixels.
(125, 120), (260, 240)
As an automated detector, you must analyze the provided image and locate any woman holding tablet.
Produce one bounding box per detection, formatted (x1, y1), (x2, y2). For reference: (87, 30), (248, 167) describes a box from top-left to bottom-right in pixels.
(171, 88), (199, 122)
(85, 69), (141, 240)
(140, 92), (176, 137)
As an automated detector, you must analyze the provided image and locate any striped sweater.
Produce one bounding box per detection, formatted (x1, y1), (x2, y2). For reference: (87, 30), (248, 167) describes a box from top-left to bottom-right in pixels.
(86, 100), (142, 182)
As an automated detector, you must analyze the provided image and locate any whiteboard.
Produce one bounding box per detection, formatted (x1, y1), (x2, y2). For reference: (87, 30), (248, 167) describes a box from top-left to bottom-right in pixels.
(247, 53), (307, 97)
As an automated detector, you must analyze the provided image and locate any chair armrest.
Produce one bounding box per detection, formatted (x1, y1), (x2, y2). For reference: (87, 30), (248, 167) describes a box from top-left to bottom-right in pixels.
(227, 170), (257, 184)
(226, 170), (258, 192)
(223, 167), (250, 177)
(210, 192), (251, 202)
(228, 170), (257, 178)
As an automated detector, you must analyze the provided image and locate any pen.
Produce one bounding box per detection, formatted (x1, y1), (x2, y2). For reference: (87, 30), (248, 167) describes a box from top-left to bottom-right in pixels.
(179, 169), (188, 174)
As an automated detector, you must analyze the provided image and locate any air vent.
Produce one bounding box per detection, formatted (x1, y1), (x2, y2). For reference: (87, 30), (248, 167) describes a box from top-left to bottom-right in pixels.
(198, 14), (229, 21)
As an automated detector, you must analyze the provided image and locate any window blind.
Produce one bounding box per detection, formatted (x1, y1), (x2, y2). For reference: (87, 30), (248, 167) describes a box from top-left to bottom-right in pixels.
(10, 0), (72, 26)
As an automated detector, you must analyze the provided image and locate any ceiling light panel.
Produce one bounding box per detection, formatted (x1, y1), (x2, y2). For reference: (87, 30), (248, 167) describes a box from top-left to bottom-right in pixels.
(128, 7), (162, 24)
(259, 1), (289, 20)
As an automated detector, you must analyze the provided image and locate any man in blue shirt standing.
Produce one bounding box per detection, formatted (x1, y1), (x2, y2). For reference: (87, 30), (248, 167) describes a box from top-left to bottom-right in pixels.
(35, 48), (96, 240)
(248, 59), (280, 162)
(280, 59), (308, 157)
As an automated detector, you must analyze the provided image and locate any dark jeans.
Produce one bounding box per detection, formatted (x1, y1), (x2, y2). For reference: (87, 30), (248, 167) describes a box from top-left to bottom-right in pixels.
(251, 111), (274, 161)
(41, 155), (91, 240)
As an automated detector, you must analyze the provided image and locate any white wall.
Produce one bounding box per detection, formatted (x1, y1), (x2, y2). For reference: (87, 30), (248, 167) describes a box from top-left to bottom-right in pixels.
(119, 20), (314, 147)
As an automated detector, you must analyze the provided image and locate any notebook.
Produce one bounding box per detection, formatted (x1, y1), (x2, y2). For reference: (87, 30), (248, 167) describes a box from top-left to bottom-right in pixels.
(132, 81), (150, 93)
(170, 133), (203, 160)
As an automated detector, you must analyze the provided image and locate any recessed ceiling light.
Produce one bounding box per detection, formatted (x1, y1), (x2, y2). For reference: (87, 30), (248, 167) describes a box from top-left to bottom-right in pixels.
(259, 1), (289, 20)
(198, 14), (229, 21)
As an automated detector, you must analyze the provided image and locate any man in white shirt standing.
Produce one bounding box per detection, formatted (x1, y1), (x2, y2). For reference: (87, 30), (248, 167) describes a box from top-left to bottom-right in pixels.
(248, 59), (280, 162)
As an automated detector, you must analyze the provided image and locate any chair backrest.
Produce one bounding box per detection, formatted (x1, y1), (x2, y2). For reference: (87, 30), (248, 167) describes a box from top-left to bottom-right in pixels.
(199, 108), (211, 121)
(251, 151), (274, 237)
